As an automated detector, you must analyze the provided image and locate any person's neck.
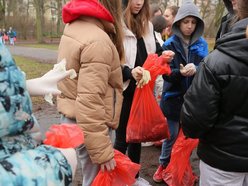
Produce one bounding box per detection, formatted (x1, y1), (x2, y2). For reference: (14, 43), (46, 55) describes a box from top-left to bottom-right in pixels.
(182, 36), (191, 45)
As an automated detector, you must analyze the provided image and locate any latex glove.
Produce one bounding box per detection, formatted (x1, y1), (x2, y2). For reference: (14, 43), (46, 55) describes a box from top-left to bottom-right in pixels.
(136, 69), (151, 88)
(131, 66), (144, 81)
(180, 63), (196, 77)
(100, 158), (116, 172)
(26, 59), (77, 97)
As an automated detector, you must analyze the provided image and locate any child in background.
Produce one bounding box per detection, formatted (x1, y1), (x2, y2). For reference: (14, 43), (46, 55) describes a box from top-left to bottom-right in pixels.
(163, 5), (179, 40)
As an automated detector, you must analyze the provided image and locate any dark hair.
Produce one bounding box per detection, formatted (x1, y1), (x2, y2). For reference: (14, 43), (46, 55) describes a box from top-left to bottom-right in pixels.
(237, 0), (248, 19)
(151, 15), (167, 33)
(150, 4), (162, 18)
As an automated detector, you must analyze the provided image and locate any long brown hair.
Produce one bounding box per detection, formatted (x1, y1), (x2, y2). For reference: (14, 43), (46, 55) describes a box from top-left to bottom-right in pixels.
(99, 0), (124, 63)
(123, 0), (150, 38)
(237, 0), (248, 19)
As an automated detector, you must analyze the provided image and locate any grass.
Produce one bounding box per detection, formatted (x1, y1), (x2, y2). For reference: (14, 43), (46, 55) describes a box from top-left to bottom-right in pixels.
(14, 55), (53, 105)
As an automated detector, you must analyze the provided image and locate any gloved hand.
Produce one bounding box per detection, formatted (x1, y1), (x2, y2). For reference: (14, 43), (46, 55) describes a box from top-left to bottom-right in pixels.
(180, 63), (196, 77)
(26, 59), (77, 97)
(136, 69), (151, 88)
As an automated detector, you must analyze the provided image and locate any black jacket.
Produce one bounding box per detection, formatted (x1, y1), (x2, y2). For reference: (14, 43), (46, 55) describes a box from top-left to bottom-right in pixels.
(181, 18), (248, 172)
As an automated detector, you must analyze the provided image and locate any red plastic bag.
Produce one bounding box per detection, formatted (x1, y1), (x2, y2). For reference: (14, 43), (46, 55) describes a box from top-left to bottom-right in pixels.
(126, 54), (171, 142)
(43, 123), (84, 148)
(163, 129), (199, 186)
(92, 150), (141, 186)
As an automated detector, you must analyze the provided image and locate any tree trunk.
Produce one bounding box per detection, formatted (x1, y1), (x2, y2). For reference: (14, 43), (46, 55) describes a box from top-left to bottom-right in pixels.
(33, 0), (45, 43)
(56, 0), (62, 35)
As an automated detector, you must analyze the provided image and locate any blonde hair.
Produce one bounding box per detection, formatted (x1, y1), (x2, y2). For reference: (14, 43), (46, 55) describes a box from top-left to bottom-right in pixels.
(123, 0), (150, 38)
(99, 0), (124, 63)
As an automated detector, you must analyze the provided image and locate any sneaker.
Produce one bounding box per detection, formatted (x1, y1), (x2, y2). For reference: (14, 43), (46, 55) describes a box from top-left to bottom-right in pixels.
(133, 177), (151, 186)
(153, 165), (165, 183)
(141, 142), (154, 147)
(153, 139), (164, 147)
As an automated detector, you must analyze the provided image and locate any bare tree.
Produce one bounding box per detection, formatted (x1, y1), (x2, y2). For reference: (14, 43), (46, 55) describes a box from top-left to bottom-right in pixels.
(33, 0), (45, 43)
(0, 0), (6, 27)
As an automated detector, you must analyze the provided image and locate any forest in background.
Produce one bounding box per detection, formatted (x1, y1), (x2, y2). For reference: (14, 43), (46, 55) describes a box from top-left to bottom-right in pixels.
(0, 0), (227, 43)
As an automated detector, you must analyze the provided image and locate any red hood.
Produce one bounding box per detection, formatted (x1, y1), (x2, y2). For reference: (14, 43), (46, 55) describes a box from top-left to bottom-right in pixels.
(62, 0), (114, 24)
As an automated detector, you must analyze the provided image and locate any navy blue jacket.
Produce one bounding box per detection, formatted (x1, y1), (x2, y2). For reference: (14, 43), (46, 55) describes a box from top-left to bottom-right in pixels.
(161, 35), (208, 120)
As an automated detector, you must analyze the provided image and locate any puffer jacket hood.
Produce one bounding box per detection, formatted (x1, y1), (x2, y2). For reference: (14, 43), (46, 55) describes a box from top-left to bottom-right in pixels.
(223, 0), (234, 14)
(62, 0), (114, 23)
(172, 0), (204, 44)
(215, 18), (248, 65)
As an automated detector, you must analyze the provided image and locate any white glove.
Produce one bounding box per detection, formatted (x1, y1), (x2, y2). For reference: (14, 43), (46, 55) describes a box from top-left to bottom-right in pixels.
(136, 69), (151, 88)
(180, 63), (196, 77)
(26, 59), (77, 103)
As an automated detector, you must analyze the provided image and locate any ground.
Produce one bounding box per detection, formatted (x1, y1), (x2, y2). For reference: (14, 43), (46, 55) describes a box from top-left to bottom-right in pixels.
(15, 44), (199, 186)
(33, 102), (200, 186)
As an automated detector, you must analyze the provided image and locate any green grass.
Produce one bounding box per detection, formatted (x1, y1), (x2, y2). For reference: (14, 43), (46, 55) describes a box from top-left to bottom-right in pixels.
(19, 44), (58, 50)
(14, 55), (53, 105)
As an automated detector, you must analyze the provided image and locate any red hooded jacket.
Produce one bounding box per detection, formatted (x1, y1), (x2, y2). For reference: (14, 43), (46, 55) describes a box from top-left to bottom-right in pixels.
(62, 0), (114, 24)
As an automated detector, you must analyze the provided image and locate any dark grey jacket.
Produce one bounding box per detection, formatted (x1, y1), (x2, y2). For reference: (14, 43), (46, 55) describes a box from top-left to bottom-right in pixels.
(181, 18), (248, 172)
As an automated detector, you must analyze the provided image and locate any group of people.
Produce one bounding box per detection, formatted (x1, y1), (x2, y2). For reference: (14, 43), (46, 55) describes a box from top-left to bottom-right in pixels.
(0, 0), (247, 186)
(0, 27), (16, 45)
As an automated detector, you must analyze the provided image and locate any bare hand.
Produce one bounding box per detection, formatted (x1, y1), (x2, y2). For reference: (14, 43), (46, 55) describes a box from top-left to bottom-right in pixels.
(131, 66), (144, 81)
(100, 158), (116, 172)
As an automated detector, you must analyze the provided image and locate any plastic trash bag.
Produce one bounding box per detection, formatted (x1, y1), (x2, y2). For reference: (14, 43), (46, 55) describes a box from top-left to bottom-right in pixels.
(126, 54), (171, 142)
(43, 123), (84, 148)
(92, 150), (140, 186)
(163, 129), (199, 186)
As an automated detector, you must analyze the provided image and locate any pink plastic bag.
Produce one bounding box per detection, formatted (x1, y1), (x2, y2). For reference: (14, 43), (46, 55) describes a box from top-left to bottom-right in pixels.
(43, 123), (84, 148)
(92, 150), (141, 186)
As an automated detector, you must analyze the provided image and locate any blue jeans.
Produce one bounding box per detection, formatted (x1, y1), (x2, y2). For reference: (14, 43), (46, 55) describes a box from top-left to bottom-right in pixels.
(159, 119), (180, 166)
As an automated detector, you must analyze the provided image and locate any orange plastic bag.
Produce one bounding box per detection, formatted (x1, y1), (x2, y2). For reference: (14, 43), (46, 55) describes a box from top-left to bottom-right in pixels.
(126, 54), (171, 142)
(163, 129), (199, 186)
(92, 150), (140, 186)
(43, 123), (84, 148)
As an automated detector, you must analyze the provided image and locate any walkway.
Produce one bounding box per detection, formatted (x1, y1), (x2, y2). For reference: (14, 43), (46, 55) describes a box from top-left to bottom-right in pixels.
(8, 45), (58, 63)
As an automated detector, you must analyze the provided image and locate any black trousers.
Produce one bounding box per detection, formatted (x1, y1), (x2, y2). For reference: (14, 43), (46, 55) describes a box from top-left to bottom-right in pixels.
(114, 95), (141, 177)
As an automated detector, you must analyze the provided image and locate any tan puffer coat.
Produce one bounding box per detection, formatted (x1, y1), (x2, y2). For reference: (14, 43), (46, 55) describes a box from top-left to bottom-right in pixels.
(57, 17), (123, 164)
